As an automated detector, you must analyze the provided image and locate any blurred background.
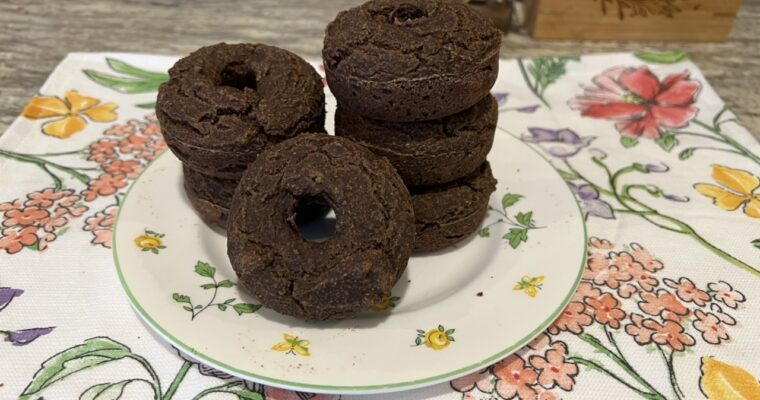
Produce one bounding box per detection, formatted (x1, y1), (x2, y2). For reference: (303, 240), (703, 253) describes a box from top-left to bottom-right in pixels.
(0, 0), (757, 138)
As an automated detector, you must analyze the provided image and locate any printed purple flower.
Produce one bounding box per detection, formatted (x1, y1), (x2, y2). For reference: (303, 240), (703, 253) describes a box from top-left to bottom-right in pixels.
(645, 163), (670, 173)
(522, 128), (594, 158)
(3, 327), (54, 346)
(570, 183), (615, 220)
(663, 193), (690, 202)
(493, 92), (509, 107)
(0, 287), (24, 312)
(516, 105), (541, 113)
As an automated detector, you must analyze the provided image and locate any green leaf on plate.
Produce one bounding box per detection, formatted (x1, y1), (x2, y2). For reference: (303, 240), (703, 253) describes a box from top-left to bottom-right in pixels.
(416, 329), (426, 334)
(182, 306), (192, 312)
(516, 211), (534, 226)
(194, 261), (215, 278)
(218, 280), (235, 288)
(656, 132), (679, 152)
(200, 284), (216, 290)
(752, 239), (760, 250)
(501, 193), (523, 209)
(415, 337), (422, 346)
(20, 337), (133, 398)
(635, 51), (689, 64)
(217, 304), (227, 311)
(504, 228), (529, 249)
(437, 325), (444, 332)
(172, 293), (190, 304)
(621, 136), (639, 149)
(478, 227), (490, 238)
(233, 303), (262, 315)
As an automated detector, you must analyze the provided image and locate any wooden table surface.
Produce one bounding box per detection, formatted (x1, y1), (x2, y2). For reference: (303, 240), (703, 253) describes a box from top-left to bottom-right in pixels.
(1, 0), (758, 140)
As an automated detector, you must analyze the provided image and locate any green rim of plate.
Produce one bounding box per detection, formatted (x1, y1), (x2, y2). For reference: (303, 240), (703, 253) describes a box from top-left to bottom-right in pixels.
(112, 134), (588, 394)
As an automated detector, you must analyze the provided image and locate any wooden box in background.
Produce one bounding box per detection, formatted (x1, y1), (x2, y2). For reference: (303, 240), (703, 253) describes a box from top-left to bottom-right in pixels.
(524, 0), (742, 42)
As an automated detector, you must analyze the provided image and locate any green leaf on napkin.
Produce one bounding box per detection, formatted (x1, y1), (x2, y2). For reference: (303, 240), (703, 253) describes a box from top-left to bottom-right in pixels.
(80, 379), (135, 400)
(621, 137), (639, 149)
(656, 132), (679, 152)
(752, 239), (760, 250)
(635, 51), (689, 64)
(679, 148), (696, 160)
(21, 337), (133, 398)
(82, 58), (168, 95)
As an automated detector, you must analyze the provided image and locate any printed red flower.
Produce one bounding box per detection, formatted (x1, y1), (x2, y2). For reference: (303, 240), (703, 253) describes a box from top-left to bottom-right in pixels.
(529, 342), (578, 390)
(585, 293), (626, 329)
(570, 66), (701, 140)
(548, 302), (593, 334)
(649, 319), (695, 352)
(707, 281), (745, 309)
(664, 277), (710, 306)
(82, 174), (128, 202)
(638, 289), (688, 317)
(3, 207), (49, 227)
(0, 227), (38, 254)
(693, 309), (730, 345)
(493, 355), (538, 400)
(625, 313), (656, 345)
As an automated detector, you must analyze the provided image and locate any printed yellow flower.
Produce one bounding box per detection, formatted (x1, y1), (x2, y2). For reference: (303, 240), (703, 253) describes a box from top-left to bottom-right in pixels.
(272, 334), (310, 357)
(695, 165), (760, 219)
(700, 357), (760, 399)
(22, 90), (118, 139)
(134, 229), (166, 254)
(414, 325), (455, 351)
(514, 275), (545, 298)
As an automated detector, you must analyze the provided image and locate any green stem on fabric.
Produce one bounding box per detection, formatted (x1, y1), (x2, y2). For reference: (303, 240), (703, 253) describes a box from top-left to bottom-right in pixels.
(128, 354), (163, 400)
(190, 382), (243, 400)
(518, 59), (551, 108)
(162, 360), (192, 400)
(657, 346), (685, 400)
(684, 146), (743, 156)
(568, 356), (664, 400)
(563, 159), (615, 196)
(0, 149), (91, 186)
(577, 332), (666, 399)
(672, 131), (726, 143)
(32, 149), (88, 157)
(692, 119), (760, 167)
(592, 156), (760, 277)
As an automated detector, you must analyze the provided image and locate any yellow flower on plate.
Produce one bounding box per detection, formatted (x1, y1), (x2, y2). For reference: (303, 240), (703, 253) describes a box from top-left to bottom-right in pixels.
(22, 90), (118, 139)
(134, 229), (166, 254)
(272, 334), (311, 357)
(513, 275), (545, 298)
(694, 164), (760, 219)
(371, 293), (400, 312)
(414, 325), (455, 351)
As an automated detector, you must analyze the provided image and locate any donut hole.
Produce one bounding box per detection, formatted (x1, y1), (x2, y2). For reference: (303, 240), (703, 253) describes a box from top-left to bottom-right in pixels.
(393, 4), (427, 24)
(293, 194), (337, 243)
(219, 61), (257, 91)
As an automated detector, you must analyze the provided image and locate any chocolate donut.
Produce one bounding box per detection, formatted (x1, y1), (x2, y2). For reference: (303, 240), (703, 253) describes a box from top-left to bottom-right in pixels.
(157, 43), (325, 179)
(323, 0), (501, 122)
(227, 134), (414, 320)
(411, 162), (497, 252)
(335, 95), (497, 186)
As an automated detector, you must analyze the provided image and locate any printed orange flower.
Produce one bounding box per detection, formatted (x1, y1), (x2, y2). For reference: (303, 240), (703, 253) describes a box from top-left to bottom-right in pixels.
(588, 237), (615, 253)
(693, 309), (730, 345)
(0, 199), (23, 212)
(625, 313), (656, 345)
(548, 302), (593, 334)
(0, 227), (38, 254)
(451, 369), (497, 394)
(88, 139), (119, 163)
(638, 289), (688, 317)
(617, 283), (639, 299)
(82, 173), (128, 202)
(22, 90), (118, 139)
(572, 281), (602, 303)
(708, 281), (746, 309)
(529, 342), (578, 390)
(103, 160), (144, 179)
(527, 333), (552, 351)
(630, 243), (663, 273)
(694, 164), (760, 219)
(3, 206), (49, 227)
(585, 293), (626, 329)
(24, 188), (65, 208)
(584, 254), (631, 289)
(664, 277), (710, 306)
(493, 355), (538, 400)
(650, 319), (695, 352)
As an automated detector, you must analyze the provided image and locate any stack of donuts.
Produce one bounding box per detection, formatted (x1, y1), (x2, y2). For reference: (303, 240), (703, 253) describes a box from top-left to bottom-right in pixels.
(325, 0), (502, 252)
(156, 43), (327, 230)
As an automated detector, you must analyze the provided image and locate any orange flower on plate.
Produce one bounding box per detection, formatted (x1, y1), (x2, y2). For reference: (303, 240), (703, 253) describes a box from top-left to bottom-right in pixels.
(22, 90), (118, 139)
(694, 164), (760, 219)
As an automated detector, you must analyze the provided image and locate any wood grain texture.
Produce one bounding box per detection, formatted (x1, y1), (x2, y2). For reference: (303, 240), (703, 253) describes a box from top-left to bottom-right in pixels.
(0, 0), (758, 140)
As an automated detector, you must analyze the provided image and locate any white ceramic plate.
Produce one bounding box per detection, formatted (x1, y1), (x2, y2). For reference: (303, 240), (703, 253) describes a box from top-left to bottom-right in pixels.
(113, 95), (587, 395)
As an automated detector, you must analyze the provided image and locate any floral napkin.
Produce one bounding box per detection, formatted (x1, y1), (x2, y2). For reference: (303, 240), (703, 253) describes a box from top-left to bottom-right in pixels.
(1, 52), (759, 400)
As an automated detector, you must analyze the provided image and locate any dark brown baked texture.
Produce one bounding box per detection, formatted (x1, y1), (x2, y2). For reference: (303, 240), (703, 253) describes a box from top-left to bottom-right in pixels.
(183, 164), (330, 231)
(411, 162), (497, 252)
(157, 43), (325, 179)
(335, 95), (497, 186)
(227, 134), (415, 320)
(323, 0), (501, 122)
